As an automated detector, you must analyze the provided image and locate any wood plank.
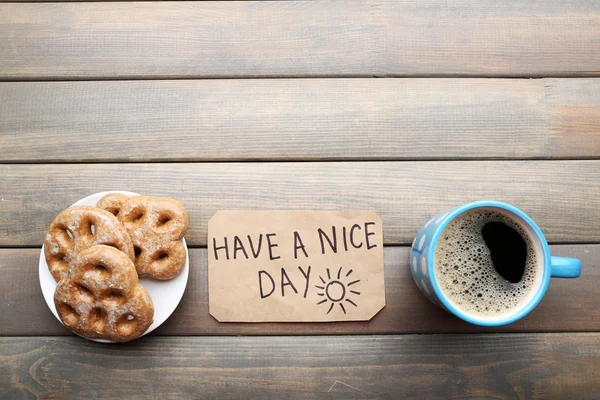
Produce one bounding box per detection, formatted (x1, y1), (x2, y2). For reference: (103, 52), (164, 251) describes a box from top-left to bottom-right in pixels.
(0, 1), (598, 79)
(2, 334), (599, 399)
(1, 161), (599, 247)
(1, 78), (599, 162)
(546, 79), (600, 158)
(1, 245), (597, 336)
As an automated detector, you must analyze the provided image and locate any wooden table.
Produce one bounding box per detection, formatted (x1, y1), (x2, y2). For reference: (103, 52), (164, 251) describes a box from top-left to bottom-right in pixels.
(1, 1), (599, 398)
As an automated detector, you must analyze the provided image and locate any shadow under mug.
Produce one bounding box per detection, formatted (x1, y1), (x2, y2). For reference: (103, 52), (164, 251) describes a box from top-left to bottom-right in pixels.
(410, 201), (581, 326)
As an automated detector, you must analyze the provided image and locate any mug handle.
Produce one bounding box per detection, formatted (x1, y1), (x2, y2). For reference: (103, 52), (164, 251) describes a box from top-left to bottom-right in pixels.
(550, 256), (582, 278)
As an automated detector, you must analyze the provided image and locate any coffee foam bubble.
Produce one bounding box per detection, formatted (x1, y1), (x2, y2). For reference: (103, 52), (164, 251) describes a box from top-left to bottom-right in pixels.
(433, 209), (539, 319)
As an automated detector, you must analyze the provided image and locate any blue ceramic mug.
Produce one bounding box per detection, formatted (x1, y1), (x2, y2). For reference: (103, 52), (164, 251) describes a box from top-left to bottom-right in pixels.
(410, 201), (581, 326)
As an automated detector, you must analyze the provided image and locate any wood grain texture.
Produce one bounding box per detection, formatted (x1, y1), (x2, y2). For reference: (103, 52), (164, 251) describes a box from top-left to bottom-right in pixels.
(1, 161), (599, 247)
(545, 79), (600, 158)
(0, 1), (598, 79)
(1, 245), (597, 336)
(2, 334), (600, 399)
(1, 78), (599, 162)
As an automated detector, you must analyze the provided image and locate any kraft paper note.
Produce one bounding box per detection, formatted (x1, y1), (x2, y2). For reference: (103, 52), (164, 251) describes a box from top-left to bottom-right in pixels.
(208, 211), (385, 322)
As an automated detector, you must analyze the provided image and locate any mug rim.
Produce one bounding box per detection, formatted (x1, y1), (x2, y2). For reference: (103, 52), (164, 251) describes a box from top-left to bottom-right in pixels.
(427, 201), (552, 326)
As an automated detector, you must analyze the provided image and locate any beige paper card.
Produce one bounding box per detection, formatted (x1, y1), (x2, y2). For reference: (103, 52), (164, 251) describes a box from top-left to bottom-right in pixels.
(208, 211), (385, 322)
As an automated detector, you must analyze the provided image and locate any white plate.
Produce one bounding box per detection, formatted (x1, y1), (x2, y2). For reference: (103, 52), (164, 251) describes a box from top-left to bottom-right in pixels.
(39, 191), (189, 343)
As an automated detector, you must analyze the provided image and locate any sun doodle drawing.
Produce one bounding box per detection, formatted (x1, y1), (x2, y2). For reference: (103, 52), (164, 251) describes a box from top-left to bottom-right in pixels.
(315, 266), (361, 315)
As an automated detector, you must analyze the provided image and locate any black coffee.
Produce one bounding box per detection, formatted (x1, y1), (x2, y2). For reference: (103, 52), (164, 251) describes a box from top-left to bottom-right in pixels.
(434, 209), (540, 318)
(482, 221), (527, 283)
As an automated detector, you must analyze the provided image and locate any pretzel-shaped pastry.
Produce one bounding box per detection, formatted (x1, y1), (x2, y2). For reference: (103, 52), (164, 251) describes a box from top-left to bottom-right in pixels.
(96, 193), (129, 218)
(44, 206), (134, 282)
(97, 195), (188, 280)
(54, 245), (154, 342)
